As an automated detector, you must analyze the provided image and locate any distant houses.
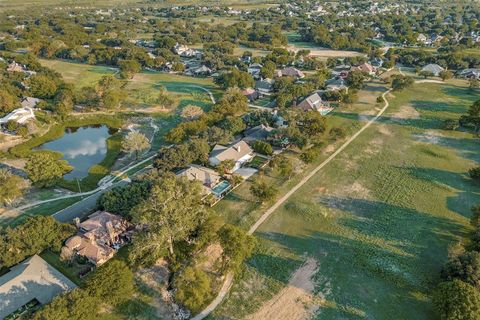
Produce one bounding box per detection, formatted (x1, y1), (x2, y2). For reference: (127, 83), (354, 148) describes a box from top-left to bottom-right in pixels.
(296, 92), (333, 115)
(459, 68), (480, 79)
(276, 67), (305, 79)
(421, 63), (445, 76)
(209, 140), (254, 171)
(255, 78), (275, 95)
(0, 255), (77, 319)
(61, 211), (132, 266)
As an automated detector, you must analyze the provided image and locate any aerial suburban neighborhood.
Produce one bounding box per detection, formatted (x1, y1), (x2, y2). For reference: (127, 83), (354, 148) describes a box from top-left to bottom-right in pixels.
(0, 0), (480, 320)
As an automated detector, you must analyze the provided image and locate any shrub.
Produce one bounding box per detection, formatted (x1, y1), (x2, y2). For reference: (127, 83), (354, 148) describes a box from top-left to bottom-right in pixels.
(469, 167), (480, 182)
(253, 140), (274, 156)
(300, 148), (318, 163)
(174, 267), (212, 314)
(444, 119), (459, 131)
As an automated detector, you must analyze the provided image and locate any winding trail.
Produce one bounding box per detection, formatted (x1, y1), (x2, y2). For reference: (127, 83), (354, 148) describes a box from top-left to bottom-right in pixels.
(193, 75), (451, 319)
(192, 86), (394, 320)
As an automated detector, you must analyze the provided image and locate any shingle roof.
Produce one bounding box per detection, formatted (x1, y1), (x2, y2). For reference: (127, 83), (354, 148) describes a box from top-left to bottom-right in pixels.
(210, 140), (253, 162)
(0, 255), (77, 319)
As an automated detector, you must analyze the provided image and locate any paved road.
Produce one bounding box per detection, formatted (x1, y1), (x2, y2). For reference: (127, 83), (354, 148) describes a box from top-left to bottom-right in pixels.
(192, 86), (394, 320)
(52, 180), (129, 223)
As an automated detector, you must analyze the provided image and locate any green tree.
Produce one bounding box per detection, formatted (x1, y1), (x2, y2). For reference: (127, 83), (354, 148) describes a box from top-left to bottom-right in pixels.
(25, 153), (72, 188)
(0, 216), (75, 268)
(253, 140), (273, 156)
(0, 169), (28, 206)
(129, 174), (208, 265)
(469, 166), (480, 182)
(419, 70), (434, 79)
(122, 131), (151, 160)
(215, 68), (255, 89)
(218, 224), (255, 272)
(174, 266), (212, 313)
(87, 260), (135, 306)
(461, 100), (480, 132)
(97, 181), (151, 218)
(433, 280), (480, 320)
(217, 159), (235, 175)
(442, 251), (480, 288)
(440, 70), (454, 81)
(250, 177), (277, 203)
(260, 61), (276, 79)
(471, 205), (480, 228)
(0, 89), (19, 115)
(118, 59), (141, 79)
(391, 75), (414, 91)
(346, 70), (366, 89)
(29, 75), (58, 99)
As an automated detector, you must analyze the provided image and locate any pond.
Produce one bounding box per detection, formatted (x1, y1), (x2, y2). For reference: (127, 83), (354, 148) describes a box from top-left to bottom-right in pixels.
(37, 125), (116, 181)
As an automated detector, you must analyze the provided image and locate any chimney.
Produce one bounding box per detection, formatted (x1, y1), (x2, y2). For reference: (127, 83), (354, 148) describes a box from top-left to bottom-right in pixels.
(234, 145), (241, 152)
(74, 217), (81, 229)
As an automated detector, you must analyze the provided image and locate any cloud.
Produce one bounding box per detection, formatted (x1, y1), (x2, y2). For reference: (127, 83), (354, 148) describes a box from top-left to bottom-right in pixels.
(63, 138), (107, 159)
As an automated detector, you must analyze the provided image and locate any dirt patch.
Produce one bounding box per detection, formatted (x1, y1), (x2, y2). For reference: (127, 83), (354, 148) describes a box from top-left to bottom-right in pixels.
(345, 181), (370, 198)
(413, 130), (442, 144)
(391, 105), (420, 123)
(377, 124), (392, 136)
(197, 242), (223, 272)
(246, 258), (319, 320)
(136, 259), (177, 319)
(324, 145), (335, 154)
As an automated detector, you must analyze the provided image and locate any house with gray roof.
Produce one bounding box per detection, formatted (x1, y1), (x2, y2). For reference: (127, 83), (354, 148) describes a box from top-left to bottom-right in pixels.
(177, 164), (222, 194)
(209, 140), (253, 171)
(421, 63), (445, 76)
(296, 93), (333, 115)
(0, 255), (77, 319)
(255, 78), (275, 95)
(243, 124), (274, 143)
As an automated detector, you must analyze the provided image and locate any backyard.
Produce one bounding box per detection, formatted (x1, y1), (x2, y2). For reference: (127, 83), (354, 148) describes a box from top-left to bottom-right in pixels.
(213, 80), (480, 319)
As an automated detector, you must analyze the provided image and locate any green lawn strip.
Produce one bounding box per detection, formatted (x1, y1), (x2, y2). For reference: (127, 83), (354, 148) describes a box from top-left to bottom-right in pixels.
(40, 250), (86, 286)
(0, 196), (82, 227)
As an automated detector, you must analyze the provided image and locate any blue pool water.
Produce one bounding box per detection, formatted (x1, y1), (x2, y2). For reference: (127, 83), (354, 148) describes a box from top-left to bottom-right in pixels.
(211, 180), (231, 196)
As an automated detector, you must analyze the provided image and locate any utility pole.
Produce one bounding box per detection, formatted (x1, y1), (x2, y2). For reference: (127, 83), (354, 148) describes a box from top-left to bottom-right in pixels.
(76, 178), (82, 196)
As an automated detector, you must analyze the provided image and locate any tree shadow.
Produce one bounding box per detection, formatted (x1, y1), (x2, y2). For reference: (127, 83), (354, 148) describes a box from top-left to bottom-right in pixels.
(407, 166), (480, 218)
(442, 86), (479, 104)
(411, 100), (466, 114)
(434, 136), (480, 163)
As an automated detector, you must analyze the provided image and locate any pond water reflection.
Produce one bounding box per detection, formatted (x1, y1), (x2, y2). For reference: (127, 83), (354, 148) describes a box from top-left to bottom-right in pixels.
(37, 125), (116, 180)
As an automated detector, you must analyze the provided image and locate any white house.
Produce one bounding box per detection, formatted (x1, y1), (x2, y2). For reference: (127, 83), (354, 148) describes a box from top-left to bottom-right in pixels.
(209, 140), (254, 171)
(421, 63), (445, 77)
(0, 107), (35, 125)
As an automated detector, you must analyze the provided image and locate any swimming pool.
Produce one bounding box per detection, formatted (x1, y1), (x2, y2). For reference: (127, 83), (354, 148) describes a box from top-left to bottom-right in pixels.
(211, 180), (231, 196)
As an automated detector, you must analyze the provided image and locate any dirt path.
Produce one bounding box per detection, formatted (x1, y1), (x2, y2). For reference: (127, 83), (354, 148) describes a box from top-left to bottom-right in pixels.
(246, 258), (319, 320)
(192, 86), (394, 320)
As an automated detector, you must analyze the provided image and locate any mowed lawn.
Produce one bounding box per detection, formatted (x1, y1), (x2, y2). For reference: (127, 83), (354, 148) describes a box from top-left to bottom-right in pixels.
(215, 81), (480, 319)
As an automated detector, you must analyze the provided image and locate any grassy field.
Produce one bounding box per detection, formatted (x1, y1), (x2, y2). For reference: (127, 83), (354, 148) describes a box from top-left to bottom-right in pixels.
(214, 80), (480, 319)
(39, 59), (221, 111)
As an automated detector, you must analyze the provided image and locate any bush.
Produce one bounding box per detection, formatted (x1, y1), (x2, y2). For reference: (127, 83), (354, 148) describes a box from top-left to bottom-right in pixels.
(376, 96), (384, 103)
(174, 266), (212, 314)
(444, 119), (459, 131)
(433, 279), (480, 320)
(329, 127), (346, 140)
(97, 181), (151, 218)
(252, 140), (274, 156)
(300, 148), (318, 163)
(469, 167), (480, 182)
